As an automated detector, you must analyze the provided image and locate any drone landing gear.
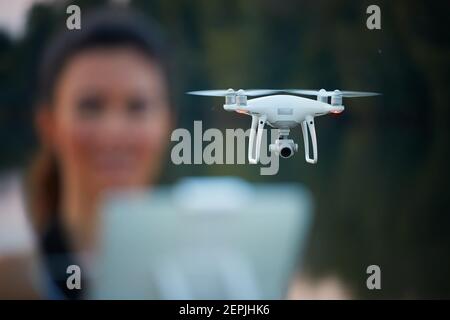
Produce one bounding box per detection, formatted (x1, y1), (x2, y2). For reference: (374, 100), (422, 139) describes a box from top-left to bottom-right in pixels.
(248, 114), (266, 164)
(301, 115), (318, 164)
(248, 114), (318, 164)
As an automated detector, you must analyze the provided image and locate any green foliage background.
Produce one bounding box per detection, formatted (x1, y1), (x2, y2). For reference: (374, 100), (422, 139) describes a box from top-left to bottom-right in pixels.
(0, 0), (449, 298)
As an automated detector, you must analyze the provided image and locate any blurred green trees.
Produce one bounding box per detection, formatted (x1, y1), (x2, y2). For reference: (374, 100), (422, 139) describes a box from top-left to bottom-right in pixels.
(0, 0), (449, 298)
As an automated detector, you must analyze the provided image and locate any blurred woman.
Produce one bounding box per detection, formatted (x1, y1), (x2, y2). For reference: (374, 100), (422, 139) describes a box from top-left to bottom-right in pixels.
(28, 8), (173, 299)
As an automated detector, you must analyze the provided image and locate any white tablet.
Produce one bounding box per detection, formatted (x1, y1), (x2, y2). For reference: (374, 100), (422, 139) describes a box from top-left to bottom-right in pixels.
(90, 177), (313, 299)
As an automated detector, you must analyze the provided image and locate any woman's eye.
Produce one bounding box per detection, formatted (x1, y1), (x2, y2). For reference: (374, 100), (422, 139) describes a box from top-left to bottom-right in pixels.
(77, 96), (103, 118)
(128, 98), (151, 115)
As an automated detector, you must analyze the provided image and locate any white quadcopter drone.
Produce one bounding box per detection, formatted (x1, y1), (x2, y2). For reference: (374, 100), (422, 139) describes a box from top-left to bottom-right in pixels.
(187, 88), (380, 164)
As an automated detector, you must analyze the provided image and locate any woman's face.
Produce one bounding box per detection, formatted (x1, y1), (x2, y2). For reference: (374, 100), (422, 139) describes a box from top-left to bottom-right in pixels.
(42, 47), (172, 190)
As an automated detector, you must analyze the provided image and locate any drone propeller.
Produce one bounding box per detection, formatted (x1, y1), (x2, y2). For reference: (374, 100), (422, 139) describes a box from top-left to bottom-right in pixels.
(187, 89), (282, 97)
(284, 89), (381, 97)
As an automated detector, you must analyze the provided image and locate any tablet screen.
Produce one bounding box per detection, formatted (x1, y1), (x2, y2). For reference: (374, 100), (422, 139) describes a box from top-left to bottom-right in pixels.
(90, 177), (313, 299)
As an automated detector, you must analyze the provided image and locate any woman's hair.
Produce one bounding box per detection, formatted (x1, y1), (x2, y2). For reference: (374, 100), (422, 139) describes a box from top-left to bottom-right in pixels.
(29, 7), (172, 231)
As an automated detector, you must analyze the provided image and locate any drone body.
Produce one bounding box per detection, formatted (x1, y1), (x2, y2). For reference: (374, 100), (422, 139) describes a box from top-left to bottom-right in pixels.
(187, 89), (380, 164)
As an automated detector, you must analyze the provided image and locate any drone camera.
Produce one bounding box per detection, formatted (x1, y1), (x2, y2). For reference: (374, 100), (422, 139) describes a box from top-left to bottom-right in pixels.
(270, 139), (298, 159)
(280, 146), (293, 158)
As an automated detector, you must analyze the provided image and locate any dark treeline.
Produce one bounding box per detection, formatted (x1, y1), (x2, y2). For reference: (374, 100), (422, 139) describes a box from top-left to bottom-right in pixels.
(0, 0), (449, 298)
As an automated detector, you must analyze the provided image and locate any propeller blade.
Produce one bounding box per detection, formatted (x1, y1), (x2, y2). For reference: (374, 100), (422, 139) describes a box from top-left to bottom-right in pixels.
(283, 89), (320, 96)
(186, 90), (231, 97)
(187, 89), (381, 98)
(337, 91), (381, 97)
(244, 89), (283, 96)
(284, 89), (381, 97)
(186, 89), (283, 97)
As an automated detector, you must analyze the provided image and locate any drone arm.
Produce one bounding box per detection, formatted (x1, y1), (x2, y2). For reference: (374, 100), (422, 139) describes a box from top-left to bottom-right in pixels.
(248, 114), (266, 164)
(301, 115), (318, 164)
